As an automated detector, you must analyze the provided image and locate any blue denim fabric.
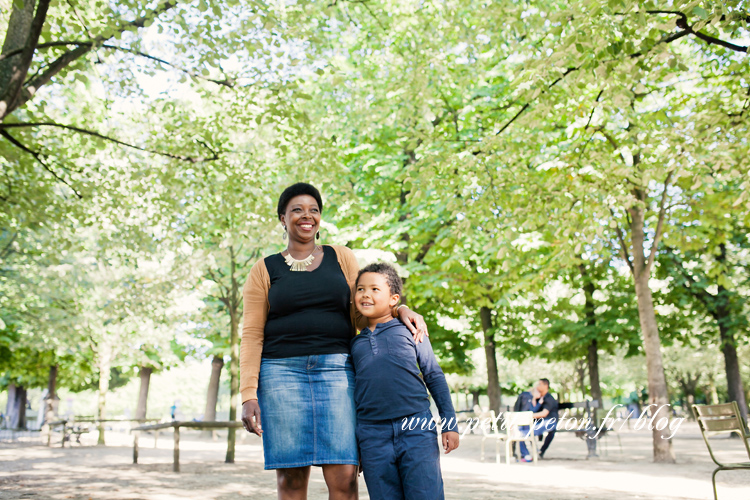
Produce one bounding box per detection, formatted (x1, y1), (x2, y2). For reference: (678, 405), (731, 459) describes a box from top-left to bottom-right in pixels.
(519, 418), (557, 458)
(257, 353), (358, 469)
(357, 408), (445, 500)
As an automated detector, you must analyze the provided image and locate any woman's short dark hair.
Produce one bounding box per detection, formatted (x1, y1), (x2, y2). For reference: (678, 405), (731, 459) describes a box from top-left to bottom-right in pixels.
(277, 183), (323, 220)
(356, 262), (403, 297)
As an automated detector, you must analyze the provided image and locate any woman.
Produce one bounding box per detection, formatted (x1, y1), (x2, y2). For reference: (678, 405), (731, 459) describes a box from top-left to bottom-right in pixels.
(240, 182), (428, 500)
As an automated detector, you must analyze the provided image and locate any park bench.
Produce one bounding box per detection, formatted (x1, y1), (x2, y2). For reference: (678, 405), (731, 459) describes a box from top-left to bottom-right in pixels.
(46, 419), (95, 446)
(131, 420), (245, 472)
(65, 422), (93, 444)
(692, 402), (750, 500)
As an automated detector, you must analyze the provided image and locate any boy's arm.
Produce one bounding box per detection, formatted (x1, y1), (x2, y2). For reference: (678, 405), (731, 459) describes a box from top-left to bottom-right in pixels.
(414, 335), (458, 433)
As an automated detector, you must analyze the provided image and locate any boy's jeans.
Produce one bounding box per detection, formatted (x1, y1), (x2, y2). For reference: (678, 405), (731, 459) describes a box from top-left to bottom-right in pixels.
(356, 408), (444, 500)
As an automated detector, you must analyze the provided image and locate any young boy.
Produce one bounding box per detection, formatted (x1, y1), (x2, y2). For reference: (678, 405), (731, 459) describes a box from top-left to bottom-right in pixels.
(350, 262), (459, 500)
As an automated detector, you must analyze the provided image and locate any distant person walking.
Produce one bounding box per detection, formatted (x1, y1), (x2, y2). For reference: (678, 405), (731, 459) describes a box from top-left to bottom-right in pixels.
(239, 183), (428, 500)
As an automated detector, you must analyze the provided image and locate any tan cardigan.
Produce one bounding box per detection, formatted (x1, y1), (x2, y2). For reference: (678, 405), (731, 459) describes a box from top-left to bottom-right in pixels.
(240, 244), (365, 402)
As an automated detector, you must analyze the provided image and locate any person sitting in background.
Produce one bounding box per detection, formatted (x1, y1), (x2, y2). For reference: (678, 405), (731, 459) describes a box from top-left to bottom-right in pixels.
(519, 378), (559, 461)
(512, 388), (534, 459)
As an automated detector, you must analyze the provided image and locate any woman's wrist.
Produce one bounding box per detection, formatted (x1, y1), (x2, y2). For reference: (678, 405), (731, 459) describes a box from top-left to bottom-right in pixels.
(392, 303), (407, 318)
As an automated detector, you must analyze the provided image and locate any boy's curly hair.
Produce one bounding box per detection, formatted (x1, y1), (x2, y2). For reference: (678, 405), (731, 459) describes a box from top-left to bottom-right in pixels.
(356, 262), (403, 297)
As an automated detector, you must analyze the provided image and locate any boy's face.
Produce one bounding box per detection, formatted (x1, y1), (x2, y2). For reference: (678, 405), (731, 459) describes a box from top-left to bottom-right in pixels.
(355, 272), (400, 319)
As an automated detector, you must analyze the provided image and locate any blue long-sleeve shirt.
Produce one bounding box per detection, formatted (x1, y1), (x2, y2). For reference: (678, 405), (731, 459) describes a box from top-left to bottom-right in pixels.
(350, 318), (458, 432)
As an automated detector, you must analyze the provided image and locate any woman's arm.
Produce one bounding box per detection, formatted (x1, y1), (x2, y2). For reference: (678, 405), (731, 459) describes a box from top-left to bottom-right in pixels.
(239, 259), (269, 436)
(393, 304), (428, 343)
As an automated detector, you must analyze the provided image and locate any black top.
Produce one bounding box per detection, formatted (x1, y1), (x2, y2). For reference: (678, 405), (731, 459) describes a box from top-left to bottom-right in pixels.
(536, 393), (559, 420)
(262, 245), (353, 358)
(350, 318), (458, 432)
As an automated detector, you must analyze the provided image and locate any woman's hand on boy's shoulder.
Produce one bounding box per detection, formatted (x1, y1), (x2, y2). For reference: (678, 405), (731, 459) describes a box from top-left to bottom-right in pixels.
(397, 306), (428, 343)
(442, 431), (459, 454)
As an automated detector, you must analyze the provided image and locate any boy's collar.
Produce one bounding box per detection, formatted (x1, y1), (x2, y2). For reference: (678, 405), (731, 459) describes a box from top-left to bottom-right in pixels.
(361, 317), (400, 334)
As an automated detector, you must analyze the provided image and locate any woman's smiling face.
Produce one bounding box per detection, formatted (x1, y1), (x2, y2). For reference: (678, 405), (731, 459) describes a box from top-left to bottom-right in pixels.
(280, 194), (321, 243)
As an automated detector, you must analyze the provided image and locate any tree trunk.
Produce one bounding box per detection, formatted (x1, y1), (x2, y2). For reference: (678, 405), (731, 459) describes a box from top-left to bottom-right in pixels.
(0, 0), (50, 119)
(225, 308), (239, 462)
(135, 366), (152, 420)
(225, 246), (240, 463)
(43, 365), (58, 425)
(471, 390), (480, 410)
(575, 360), (587, 400)
(714, 244), (749, 427)
(480, 306), (502, 414)
(587, 341), (602, 407)
(718, 324), (748, 418)
(97, 347), (111, 445)
(5, 384), (15, 427)
(629, 200), (675, 463)
(204, 356), (224, 421)
(0, 0), (37, 92)
(580, 263), (604, 410)
(202, 355), (224, 438)
(5, 383), (27, 429)
(677, 372), (700, 419)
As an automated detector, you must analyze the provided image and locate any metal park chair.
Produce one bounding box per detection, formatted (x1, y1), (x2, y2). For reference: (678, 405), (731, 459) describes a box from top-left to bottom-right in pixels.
(692, 402), (750, 500)
(480, 410), (538, 465)
(480, 410), (506, 463)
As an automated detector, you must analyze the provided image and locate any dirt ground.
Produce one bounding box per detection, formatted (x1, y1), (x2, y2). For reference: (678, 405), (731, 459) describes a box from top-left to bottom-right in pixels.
(1, 422), (749, 500)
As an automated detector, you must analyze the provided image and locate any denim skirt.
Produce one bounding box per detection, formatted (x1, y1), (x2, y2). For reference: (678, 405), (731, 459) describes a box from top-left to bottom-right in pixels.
(257, 353), (358, 469)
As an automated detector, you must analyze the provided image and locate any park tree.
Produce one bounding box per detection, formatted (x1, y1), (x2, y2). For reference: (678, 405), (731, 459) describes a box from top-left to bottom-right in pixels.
(173, 115), (288, 461)
(535, 259), (641, 410)
(0, 221), (96, 428)
(411, 1), (750, 463)
(657, 180), (750, 425)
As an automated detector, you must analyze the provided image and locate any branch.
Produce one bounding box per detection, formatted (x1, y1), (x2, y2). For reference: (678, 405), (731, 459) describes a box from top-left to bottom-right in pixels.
(0, 230), (18, 261)
(0, 122), (220, 162)
(0, 0), (51, 118)
(469, 67), (579, 157)
(628, 29), (691, 59)
(10, 0), (178, 115)
(241, 248), (260, 269)
(358, 1), (388, 33)
(610, 209), (634, 272)
(497, 68), (578, 138)
(99, 44), (234, 87)
(643, 10), (748, 54)
(577, 89), (604, 160)
(691, 29), (748, 53)
(1, 41), (235, 87)
(0, 41), (88, 62)
(645, 171), (673, 275)
(0, 129), (82, 198)
(206, 267), (229, 300)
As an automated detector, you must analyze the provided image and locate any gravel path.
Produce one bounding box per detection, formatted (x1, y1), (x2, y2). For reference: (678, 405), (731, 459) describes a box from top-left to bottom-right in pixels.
(1, 422), (749, 499)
